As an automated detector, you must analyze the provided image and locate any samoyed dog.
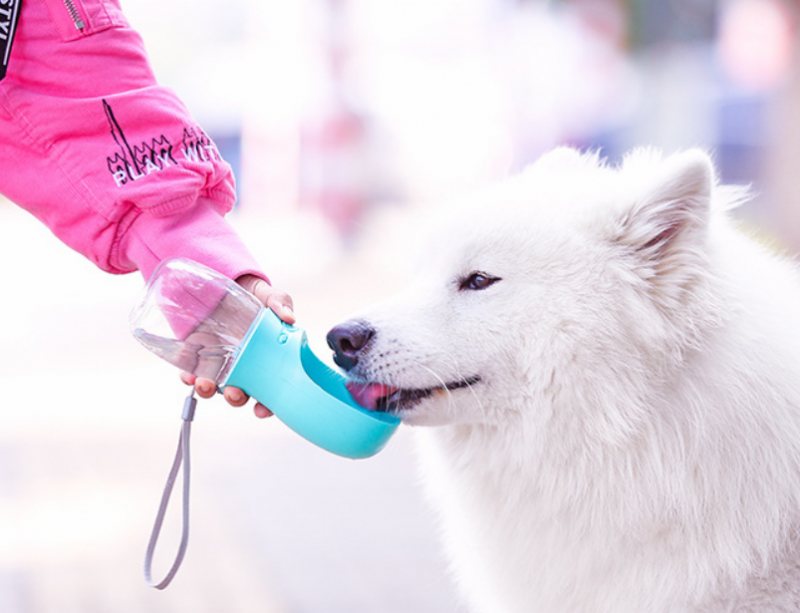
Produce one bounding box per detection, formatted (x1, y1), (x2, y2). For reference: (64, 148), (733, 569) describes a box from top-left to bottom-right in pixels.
(328, 147), (800, 612)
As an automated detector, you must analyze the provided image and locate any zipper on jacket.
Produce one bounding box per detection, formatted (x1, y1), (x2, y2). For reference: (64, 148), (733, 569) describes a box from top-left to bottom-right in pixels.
(62, 0), (85, 30)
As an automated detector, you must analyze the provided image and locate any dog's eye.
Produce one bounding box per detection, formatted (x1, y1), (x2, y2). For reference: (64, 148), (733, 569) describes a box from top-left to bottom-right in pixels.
(459, 272), (502, 291)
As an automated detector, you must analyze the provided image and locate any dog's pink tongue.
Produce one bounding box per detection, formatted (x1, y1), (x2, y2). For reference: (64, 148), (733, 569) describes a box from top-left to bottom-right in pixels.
(346, 381), (397, 410)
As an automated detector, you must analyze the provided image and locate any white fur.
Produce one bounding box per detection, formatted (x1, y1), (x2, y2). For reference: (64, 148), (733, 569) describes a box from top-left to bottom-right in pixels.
(342, 147), (800, 612)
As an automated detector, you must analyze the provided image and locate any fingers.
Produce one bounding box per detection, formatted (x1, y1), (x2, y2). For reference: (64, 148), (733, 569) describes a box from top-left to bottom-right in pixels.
(194, 377), (217, 399)
(223, 386), (249, 407)
(178, 373), (273, 418)
(254, 403), (274, 419)
(194, 377), (250, 406)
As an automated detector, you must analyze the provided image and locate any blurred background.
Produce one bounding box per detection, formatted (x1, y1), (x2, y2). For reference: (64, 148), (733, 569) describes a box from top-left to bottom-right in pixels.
(2, 0), (799, 611)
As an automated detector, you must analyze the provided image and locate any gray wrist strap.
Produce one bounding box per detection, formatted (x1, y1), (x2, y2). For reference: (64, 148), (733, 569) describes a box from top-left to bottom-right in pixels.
(144, 391), (197, 590)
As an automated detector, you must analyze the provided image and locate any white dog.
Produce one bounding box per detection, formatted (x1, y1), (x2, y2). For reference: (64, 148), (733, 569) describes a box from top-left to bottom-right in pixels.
(327, 148), (800, 612)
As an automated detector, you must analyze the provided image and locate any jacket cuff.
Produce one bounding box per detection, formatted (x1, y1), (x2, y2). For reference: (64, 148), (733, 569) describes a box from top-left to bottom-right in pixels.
(120, 197), (268, 283)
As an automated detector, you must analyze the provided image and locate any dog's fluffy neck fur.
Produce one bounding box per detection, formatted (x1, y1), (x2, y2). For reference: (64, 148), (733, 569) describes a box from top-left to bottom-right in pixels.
(418, 179), (800, 612)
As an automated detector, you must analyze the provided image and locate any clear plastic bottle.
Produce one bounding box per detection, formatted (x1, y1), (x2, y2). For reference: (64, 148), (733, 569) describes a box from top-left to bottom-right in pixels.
(130, 258), (262, 383)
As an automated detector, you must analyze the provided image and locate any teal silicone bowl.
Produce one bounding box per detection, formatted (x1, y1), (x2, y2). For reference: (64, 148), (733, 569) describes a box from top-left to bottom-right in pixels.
(223, 308), (400, 459)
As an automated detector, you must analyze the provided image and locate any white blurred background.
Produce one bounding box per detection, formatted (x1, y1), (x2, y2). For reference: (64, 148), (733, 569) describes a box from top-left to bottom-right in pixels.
(2, 0), (800, 611)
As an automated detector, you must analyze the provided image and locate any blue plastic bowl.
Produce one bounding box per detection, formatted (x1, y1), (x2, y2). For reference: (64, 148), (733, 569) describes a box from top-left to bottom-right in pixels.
(223, 308), (400, 459)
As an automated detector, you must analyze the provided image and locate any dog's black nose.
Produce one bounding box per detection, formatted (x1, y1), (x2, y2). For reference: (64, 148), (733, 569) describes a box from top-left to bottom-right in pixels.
(326, 320), (375, 371)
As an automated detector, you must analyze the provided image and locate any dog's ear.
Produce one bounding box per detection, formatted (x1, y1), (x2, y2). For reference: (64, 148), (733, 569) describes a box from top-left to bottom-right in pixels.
(614, 149), (713, 286)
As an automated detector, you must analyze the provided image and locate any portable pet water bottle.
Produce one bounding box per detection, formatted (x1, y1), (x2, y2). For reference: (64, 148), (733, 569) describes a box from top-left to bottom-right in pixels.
(130, 258), (400, 588)
(131, 257), (400, 457)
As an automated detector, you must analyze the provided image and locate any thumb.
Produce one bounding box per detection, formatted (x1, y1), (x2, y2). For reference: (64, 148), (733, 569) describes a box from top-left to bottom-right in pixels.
(264, 289), (295, 324)
(236, 274), (295, 324)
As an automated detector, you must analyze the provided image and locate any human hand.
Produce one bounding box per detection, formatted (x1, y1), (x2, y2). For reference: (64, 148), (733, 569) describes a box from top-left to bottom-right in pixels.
(180, 274), (295, 418)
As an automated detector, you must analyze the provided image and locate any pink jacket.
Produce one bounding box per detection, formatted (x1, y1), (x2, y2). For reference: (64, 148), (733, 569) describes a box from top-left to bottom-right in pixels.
(0, 0), (265, 282)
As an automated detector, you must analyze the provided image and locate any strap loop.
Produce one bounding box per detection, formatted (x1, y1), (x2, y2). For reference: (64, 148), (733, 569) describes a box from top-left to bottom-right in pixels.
(144, 390), (197, 589)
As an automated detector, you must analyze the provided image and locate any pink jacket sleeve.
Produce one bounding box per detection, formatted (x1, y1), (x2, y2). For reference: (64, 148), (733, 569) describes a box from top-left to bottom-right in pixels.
(0, 0), (266, 282)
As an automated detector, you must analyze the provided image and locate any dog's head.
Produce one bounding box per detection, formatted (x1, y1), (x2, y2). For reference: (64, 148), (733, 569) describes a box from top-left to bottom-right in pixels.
(329, 148), (731, 433)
